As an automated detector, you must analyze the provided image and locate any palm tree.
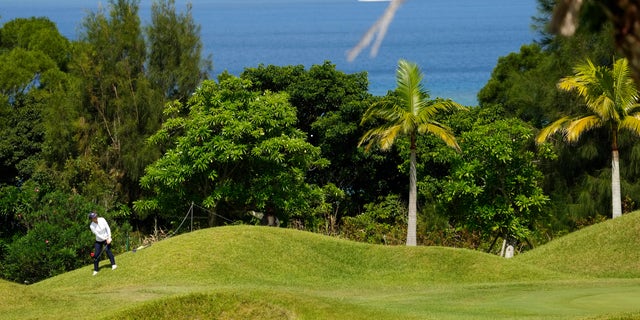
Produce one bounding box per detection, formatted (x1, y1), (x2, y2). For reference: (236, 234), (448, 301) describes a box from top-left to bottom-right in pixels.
(536, 57), (640, 219)
(359, 59), (466, 246)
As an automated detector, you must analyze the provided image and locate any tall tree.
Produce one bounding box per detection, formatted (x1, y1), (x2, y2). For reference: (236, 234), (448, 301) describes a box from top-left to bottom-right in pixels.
(0, 48), (54, 185)
(136, 76), (328, 227)
(73, 0), (162, 205)
(146, 0), (211, 103)
(0, 17), (71, 69)
(242, 63), (403, 221)
(440, 118), (551, 250)
(536, 58), (640, 219)
(0, 17), (74, 185)
(359, 60), (466, 246)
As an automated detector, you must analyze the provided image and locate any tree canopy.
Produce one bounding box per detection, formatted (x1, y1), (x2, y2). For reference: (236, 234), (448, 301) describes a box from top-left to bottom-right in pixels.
(136, 76), (328, 227)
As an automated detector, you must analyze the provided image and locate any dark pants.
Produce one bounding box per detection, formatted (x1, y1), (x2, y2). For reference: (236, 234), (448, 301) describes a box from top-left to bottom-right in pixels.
(94, 241), (115, 271)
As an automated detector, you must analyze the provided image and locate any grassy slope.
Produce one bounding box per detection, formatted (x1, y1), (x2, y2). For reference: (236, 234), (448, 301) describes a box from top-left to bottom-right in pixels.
(516, 211), (640, 278)
(2, 213), (640, 319)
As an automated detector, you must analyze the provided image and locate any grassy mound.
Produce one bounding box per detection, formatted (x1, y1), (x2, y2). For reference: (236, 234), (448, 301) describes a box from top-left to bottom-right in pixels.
(1, 218), (640, 319)
(516, 211), (640, 278)
(39, 226), (567, 292)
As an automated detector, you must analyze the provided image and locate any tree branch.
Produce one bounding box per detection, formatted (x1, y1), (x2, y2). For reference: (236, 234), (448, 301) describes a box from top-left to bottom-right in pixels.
(346, 0), (405, 62)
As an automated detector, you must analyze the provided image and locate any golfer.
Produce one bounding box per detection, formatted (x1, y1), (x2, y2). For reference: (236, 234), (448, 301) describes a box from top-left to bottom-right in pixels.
(89, 212), (117, 276)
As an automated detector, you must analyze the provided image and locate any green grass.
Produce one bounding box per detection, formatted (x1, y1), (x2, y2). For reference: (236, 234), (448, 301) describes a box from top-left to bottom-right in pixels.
(3, 213), (640, 319)
(516, 211), (640, 278)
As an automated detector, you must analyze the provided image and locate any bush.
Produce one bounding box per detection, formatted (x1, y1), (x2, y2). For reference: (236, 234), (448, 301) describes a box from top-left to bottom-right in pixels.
(340, 195), (407, 245)
(0, 190), (116, 283)
(1, 221), (93, 283)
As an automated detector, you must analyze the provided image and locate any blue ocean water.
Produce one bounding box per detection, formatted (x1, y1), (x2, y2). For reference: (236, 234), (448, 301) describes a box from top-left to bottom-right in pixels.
(1, 0), (538, 105)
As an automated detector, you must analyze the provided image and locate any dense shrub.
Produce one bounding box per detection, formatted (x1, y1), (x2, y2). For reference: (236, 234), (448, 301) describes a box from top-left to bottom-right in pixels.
(340, 195), (407, 245)
(0, 189), (116, 283)
(1, 222), (92, 283)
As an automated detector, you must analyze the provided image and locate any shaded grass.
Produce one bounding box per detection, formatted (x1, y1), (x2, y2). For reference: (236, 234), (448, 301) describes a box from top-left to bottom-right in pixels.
(111, 292), (295, 320)
(2, 212), (640, 319)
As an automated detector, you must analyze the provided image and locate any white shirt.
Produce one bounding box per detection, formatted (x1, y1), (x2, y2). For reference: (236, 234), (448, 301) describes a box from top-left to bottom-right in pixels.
(90, 217), (112, 242)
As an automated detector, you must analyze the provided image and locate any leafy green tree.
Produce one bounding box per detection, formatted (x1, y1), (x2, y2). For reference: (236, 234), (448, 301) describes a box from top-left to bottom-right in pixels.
(147, 0), (211, 102)
(478, 44), (556, 127)
(242, 63), (404, 221)
(0, 82), (44, 186)
(536, 58), (640, 219)
(242, 61), (370, 138)
(69, 0), (211, 209)
(359, 60), (466, 246)
(439, 118), (552, 250)
(38, 69), (83, 167)
(310, 96), (406, 217)
(0, 17), (80, 174)
(0, 47), (56, 101)
(0, 20), (71, 186)
(135, 75), (328, 227)
(0, 19), (90, 277)
(72, 0), (163, 206)
(285, 62), (370, 136)
(0, 17), (71, 69)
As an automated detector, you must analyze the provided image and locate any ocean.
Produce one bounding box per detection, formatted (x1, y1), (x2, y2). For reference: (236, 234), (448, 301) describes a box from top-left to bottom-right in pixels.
(1, 0), (538, 105)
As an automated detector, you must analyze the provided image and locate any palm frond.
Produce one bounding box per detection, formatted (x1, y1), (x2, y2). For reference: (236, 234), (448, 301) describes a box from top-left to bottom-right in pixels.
(418, 122), (460, 151)
(536, 116), (571, 145)
(558, 59), (597, 98)
(590, 94), (617, 122)
(613, 58), (635, 98)
(624, 103), (640, 115)
(535, 115), (601, 145)
(619, 116), (640, 136)
(360, 99), (401, 124)
(612, 59), (640, 114)
(358, 124), (402, 152)
(396, 60), (428, 112)
(418, 99), (466, 121)
(557, 76), (582, 92)
(565, 115), (602, 142)
(399, 112), (419, 135)
(378, 125), (403, 150)
(550, 58), (640, 144)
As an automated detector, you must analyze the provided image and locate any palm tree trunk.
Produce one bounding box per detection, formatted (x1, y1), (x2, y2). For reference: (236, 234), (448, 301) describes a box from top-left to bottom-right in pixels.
(612, 149), (622, 218)
(407, 149), (417, 246)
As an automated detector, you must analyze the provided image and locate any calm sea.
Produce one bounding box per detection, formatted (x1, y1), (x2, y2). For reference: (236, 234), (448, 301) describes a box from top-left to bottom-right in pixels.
(2, 0), (538, 105)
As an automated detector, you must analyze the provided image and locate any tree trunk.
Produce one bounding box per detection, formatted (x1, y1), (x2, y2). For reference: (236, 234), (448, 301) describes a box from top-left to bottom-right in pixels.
(612, 149), (622, 218)
(208, 206), (218, 227)
(407, 149), (417, 246)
